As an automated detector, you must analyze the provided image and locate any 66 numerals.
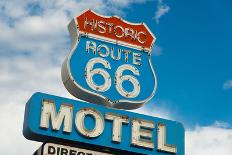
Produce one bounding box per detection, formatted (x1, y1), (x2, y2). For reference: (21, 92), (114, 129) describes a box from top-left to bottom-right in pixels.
(85, 57), (140, 98)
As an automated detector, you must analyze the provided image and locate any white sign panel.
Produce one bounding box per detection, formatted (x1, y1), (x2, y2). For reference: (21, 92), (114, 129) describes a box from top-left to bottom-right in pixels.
(42, 143), (113, 155)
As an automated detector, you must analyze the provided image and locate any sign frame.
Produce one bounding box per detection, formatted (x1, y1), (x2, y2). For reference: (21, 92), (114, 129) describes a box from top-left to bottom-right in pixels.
(61, 9), (158, 110)
(23, 92), (185, 155)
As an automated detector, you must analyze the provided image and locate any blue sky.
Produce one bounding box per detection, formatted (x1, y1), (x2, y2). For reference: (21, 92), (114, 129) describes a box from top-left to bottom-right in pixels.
(122, 0), (232, 128)
(0, 0), (232, 154)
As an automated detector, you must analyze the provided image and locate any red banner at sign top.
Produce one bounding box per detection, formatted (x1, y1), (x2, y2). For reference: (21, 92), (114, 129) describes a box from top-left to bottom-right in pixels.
(76, 10), (155, 50)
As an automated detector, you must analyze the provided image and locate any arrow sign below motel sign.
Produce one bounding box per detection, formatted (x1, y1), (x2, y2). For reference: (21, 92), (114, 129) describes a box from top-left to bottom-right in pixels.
(62, 10), (157, 110)
(34, 143), (114, 155)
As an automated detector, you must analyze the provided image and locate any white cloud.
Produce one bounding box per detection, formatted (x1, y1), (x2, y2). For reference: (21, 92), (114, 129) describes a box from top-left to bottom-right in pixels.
(186, 122), (232, 155)
(153, 0), (170, 23)
(152, 45), (163, 56)
(134, 99), (175, 119)
(0, 103), (41, 154)
(103, 0), (151, 15)
(107, 0), (149, 7)
(135, 106), (171, 119)
(0, 1), (101, 55)
(223, 80), (232, 90)
(0, 0), (153, 154)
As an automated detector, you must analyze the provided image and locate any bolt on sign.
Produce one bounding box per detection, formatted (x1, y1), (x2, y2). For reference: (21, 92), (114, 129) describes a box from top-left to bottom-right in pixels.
(23, 9), (185, 155)
(61, 10), (157, 110)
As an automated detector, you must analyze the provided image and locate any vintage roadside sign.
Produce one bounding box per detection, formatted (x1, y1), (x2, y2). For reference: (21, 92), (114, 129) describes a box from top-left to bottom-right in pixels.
(34, 143), (113, 155)
(23, 9), (185, 155)
(62, 10), (157, 110)
(23, 92), (184, 155)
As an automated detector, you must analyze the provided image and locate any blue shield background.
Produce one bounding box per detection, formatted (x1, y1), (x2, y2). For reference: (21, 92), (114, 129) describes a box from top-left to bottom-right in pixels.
(67, 36), (156, 106)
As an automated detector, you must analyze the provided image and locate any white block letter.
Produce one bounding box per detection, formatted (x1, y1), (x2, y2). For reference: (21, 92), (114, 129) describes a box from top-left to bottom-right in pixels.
(105, 113), (129, 143)
(131, 119), (154, 149)
(157, 123), (177, 153)
(75, 108), (104, 138)
(86, 41), (96, 54)
(40, 100), (73, 133)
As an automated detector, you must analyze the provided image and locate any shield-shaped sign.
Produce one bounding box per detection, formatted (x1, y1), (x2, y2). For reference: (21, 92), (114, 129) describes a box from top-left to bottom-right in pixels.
(62, 10), (157, 109)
